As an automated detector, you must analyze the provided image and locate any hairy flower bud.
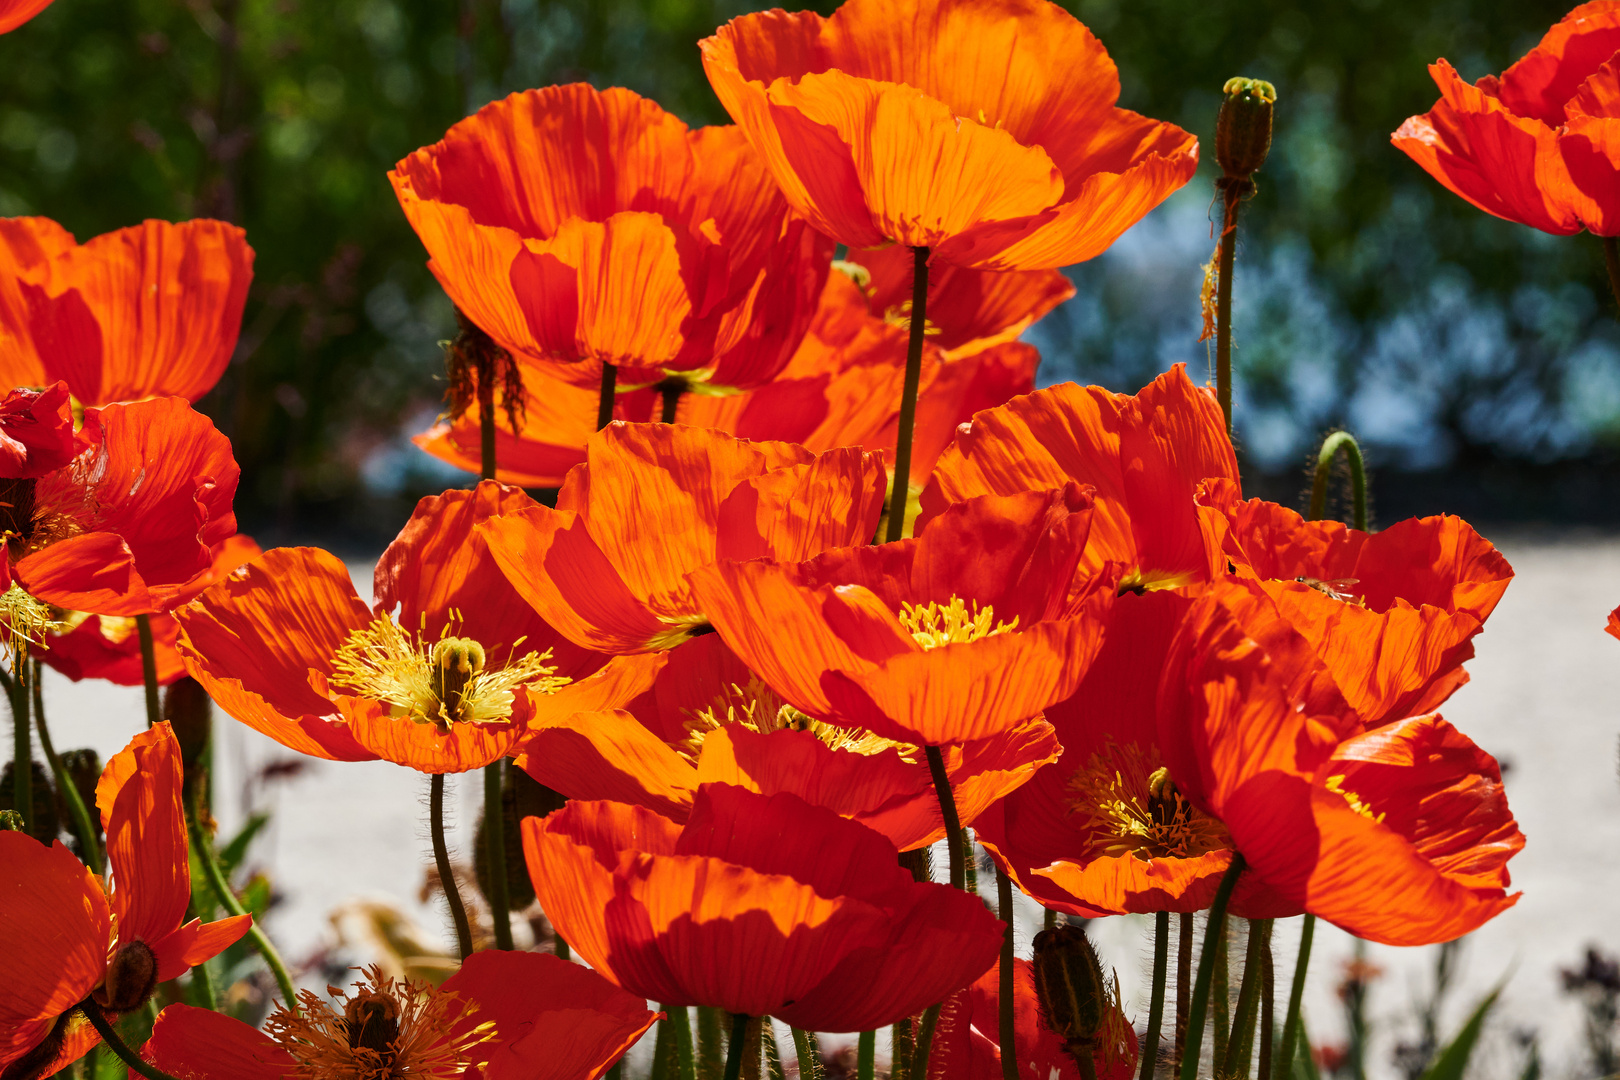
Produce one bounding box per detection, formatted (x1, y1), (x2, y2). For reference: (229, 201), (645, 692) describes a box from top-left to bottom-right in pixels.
(1216, 77), (1276, 181)
(163, 676), (214, 773)
(95, 940), (158, 1013)
(1031, 924), (1108, 1046)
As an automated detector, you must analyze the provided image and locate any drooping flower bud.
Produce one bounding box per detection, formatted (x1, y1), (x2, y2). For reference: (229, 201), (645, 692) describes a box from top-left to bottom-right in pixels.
(1216, 77), (1276, 182)
(1031, 924), (1109, 1052)
(96, 940), (159, 1012)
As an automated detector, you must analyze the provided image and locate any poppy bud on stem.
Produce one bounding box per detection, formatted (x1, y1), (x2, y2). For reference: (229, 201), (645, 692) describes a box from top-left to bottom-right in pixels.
(1031, 925), (1112, 1080)
(1211, 77), (1276, 438)
(1309, 430), (1368, 531)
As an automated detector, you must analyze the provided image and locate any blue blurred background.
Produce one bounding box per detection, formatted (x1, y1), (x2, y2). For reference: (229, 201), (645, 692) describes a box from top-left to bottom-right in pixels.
(1, 0), (1612, 535)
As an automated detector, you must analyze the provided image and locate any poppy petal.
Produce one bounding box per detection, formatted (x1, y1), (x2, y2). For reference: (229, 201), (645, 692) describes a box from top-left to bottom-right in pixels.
(0, 836), (108, 1036)
(148, 915), (252, 983)
(142, 1003), (293, 1080)
(514, 708), (698, 821)
(96, 724), (190, 952)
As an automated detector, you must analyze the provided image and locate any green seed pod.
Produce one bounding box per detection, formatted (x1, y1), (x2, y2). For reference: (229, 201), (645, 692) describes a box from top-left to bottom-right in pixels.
(1216, 77), (1276, 181)
(1031, 924), (1109, 1044)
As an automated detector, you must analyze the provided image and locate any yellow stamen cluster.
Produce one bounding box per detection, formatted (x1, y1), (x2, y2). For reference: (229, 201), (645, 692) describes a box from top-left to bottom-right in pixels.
(1065, 740), (1230, 862)
(1324, 774), (1385, 823)
(644, 613), (716, 652)
(329, 614), (567, 733)
(682, 675), (918, 762)
(0, 584), (63, 660)
(897, 596), (1017, 650)
(880, 300), (941, 338)
(265, 965), (493, 1080)
(1116, 566), (1197, 597)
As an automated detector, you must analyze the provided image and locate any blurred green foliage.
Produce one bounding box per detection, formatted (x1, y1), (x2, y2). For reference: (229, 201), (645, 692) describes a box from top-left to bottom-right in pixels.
(0, 0), (1600, 532)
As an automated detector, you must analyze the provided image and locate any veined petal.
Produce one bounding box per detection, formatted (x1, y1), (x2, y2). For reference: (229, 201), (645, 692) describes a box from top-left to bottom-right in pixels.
(0, 836), (108, 1035)
(96, 725), (190, 953)
(1489, 0), (1620, 126)
(142, 1004), (293, 1080)
(515, 707), (698, 821)
(149, 915), (252, 983)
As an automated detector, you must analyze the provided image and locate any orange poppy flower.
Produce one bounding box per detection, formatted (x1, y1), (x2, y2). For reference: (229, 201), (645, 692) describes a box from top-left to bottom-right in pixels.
(522, 784), (1002, 1031)
(1157, 580), (1524, 946)
(0, 384), (239, 619)
(40, 534), (261, 686)
(689, 485), (1111, 745)
(0, 0), (54, 33)
(700, 0), (1197, 270)
(922, 364), (1237, 590)
(976, 590), (1294, 921)
(0, 723), (251, 1078)
(1202, 485), (1514, 724)
(0, 217), (253, 404)
(176, 481), (655, 772)
(392, 83), (832, 392)
(142, 953), (658, 1080)
(477, 422), (887, 654)
(928, 957), (1136, 1080)
(1392, 3), (1620, 235)
(1608, 603), (1620, 638)
(513, 632), (1060, 851)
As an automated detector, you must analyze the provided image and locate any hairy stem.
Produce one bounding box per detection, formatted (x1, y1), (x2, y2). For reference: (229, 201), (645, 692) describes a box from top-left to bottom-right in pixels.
(429, 773), (473, 960)
(857, 1029), (875, 1080)
(1178, 855), (1245, 1080)
(135, 615), (161, 729)
(1215, 187), (1242, 436)
(1140, 910), (1170, 1080)
(884, 246), (930, 543)
(1309, 431), (1367, 531)
(1272, 916), (1314, 1080)
(80, 1000), (182, 1080)
(791, 1029), (823, 1080)
(723, 1013), (751, 1080)
(998, 866), (1018, 1080)
(924, 746), (964, 891)
(1175, 912), (1193, 1069)
(32, 664), (100, 873)
(482, 760), (512, 951)
(1222, 919), (1272, 1079)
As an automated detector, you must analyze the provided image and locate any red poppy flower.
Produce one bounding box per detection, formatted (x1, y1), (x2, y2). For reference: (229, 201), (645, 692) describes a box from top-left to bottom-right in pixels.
(1156, 580), (1524, 946)
(0, 0), (54, 33)
(40, 534), (261, 686)
(0, 217), (253, 404)
(0, 723), (251, 1078)
(143, 953), (657, 1080)
(1392, 3), (1620, 235)
(477, 423), (887, 654)
(523, 784), (1001, 1031)
(1607, 603), (1620, 638)
(513, 631), (1060, 851)
(689, 485), (1111, 745)
(1202, 486), (1514, 724)
(927, 957), (1136, 1080)
(392, 83), (832, 392)
(0, 384), (238, 619)
(700, 0), (1197, 269)
(976, 590), (1293, 920)
(922, 364), (1237, 590)
(176, 481), (656, 772)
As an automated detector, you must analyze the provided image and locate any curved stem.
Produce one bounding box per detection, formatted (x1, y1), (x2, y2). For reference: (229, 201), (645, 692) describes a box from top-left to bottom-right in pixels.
(8, 659), (30, 835)
(857, 1029), (875, 1080)
(1309, 431), (1367, 531)
(32, 665), (101, 874)
(1215, 187), (1242, 437)
(187, 786), (299, 1013)
(884, 246), (929, 544)
(482, 760), (512, 950)
(80, 1000), (182, 1080)
(790, 1028), (823, 1080)
(997, 866), (1018, 1080)
(1271, 915), (1314, 1080)
(913, 1002), (942, 1079)
(596, 363), (618, 431)
(924, 745), (964, 890)
(135, 615), (161, 729)
(430, 773), (474, 960)
(1139, 910), (1170, 1080)
(660, 382), (683, 425)
(1222, 918), (1272, 1079)
(723, 1013), (752, 1080)
(1178, 854), (1245, 1080)
(1174, 912), (1193, 1070)
(1604, 236), (1620, 315)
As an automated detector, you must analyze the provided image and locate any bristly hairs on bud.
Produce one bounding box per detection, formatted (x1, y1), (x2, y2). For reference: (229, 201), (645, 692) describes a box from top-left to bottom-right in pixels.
(442, 308), (527, 437)
(1031, 925), (1132, 1075)
(1215, 77), (1276, 190)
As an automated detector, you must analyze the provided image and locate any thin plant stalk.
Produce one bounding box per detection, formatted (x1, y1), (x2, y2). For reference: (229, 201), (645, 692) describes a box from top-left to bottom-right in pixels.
(998, 866), (1018, 1080)
(723, 1013), (752, 1080)
(669, 1005), (697, 1080)
(7, 659), (30, 835)
(1308, 431), (1367, 531)
(1222, 919), (1272, 1079)
(763, 1020), (785, 1080)
(190, 957), (218, 1011)
(651, 1012), (672, 1080)
(1258, 924), (1275, 1080)
(1214, 187), (1242, 436)
(913, 1002), (943, 1079)
(924, 746), (965, 890)
(187, 785), (300, 1013)
(1178, 854), (1245, 1080)
(1272, 916), (1314, 1080)
(892, 1018), (913, 1080)
(135, 614), (161, 728)
(857, 1028), (875, 1080)
(1139, 910), (1170, 1080)
(429, 773), (474, 960)
(791, 1028), (823, 1080)
(698, 1006), (725, 1080)
(32, 664), (100, 874)
(883, 246), (930, 544)
(80, 1001), (183, 1080)
(475, 352), (514, 953)
(597, 363), (618, 431)
(1212, 917), (1230, 1068)
(1175, 913), (1193, 1069)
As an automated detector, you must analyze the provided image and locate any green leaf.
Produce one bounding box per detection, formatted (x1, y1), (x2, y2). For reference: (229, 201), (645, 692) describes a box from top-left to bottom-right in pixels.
(1418, 984), (1504, 1080)
(216, 811), (271, 877)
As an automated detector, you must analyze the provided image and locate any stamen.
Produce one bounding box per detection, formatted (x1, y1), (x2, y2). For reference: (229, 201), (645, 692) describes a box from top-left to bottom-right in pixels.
(1324, 774), (1384, 822)
(1116, 567), (1197, 597)
(0, 584), (64, 660)
(1065, 741), (1230, 862)
(644, 613), (715, 651)
(329, 617), (568, 733)
(681, 675), (919, 762)
(896, 596), (1016, 650)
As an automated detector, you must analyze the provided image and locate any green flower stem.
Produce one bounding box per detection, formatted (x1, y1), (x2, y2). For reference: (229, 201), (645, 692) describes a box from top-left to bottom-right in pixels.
(669, 1005), (697, 1080)
(698, 1006), (725, 1080)
(790, 1028), (823, 1080)
(32, 664), (101, 874)
(1271, 915), (1315, 1080)
(997, 866), (1018, 1080)
(1222, 918), (1272, 1079)
(883, 245), (929, 544)
(1309, 431), (1367, 530)
(924, 746), (964, 891)
(79, 1000), (182, 1080)
(913, 1002), (943, 1079)
(187, 785), (299, 1013)
(1178, 854), (1245, 1080)
(1212, 917), (1230, 1067)
(1215, 186), (1242, 436)
(1139, 910), (1170, 1080)
(762, 1020), (784, 1080)
(1174, 912), (1193, 1069)
(1258, 923), (1276, 1080)
(597, 363), (618, 431)
(723, 1013), (751, 1080)
(190, 958), (218, 1011)
(429, 773), (473, 960)
(857, 1028), (875, 1080)
(651, 1010), (672, 1080)
(482, 760), (512, 951)
(135, 615), (160, 729)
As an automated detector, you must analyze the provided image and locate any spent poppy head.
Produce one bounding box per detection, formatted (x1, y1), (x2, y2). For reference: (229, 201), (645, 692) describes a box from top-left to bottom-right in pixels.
(690, 484), (1113, 745)
(700, 0), (1198, 269)
(522, 783), (1003, 1030)
(176, 481), (656, 772)
(1393, 3), (1620, 236)
(391, 83), (833, 392)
